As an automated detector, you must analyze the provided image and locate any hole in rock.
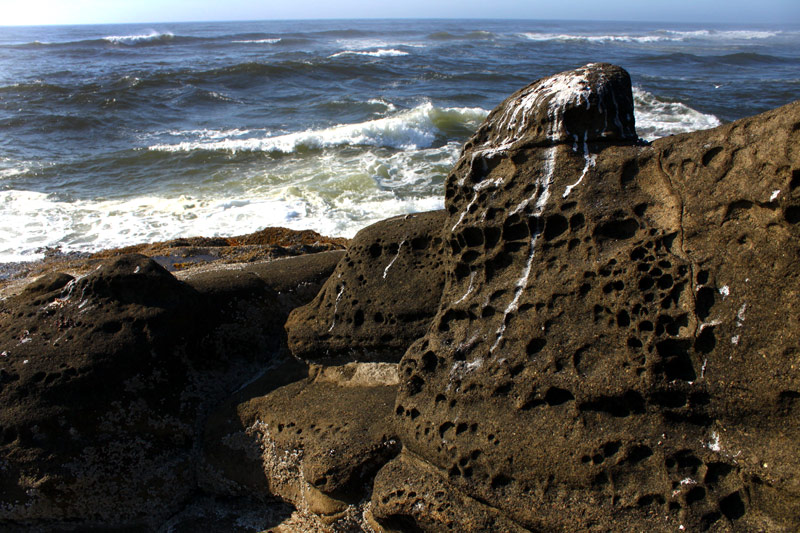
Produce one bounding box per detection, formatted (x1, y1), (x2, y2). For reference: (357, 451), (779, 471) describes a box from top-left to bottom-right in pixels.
(719, 491), (745, 520)
(544, 214), (569, 241)
(784, 206), (800, 224)
(705, 462), (733, 484)
(790, 168), (800, 190)
(626, 445), (653, 464)
(595, 218), (639, 240)
(701, 147), (723, 166)
(686, 487), (707, 505)
(462, 227), (483, 247)
(527, 338), (547, 357)
(545, 387), (575, 406)
(621, 160), (638, 186)
(483, 226), (501, 249)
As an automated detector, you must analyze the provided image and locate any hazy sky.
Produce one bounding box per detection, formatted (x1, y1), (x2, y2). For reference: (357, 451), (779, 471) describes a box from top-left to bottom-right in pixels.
(1, 0), (798, 26)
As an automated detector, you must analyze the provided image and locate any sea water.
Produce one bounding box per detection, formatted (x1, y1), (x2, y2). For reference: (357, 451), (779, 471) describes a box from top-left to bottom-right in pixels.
(0, 19), (798, 262)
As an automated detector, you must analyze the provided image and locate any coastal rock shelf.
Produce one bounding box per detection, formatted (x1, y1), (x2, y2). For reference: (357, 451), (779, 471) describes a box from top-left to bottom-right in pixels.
(1, 63), (799, 532)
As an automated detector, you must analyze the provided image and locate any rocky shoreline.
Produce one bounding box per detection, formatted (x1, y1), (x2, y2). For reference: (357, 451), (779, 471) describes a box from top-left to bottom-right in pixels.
(1, 63), (799, 532)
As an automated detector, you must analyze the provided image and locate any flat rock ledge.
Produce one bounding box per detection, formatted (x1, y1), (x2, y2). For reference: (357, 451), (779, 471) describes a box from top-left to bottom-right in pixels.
(1, 63), (799, 532)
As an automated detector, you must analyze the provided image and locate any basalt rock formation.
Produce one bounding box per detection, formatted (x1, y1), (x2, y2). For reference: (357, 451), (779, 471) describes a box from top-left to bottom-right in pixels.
(0, 251), (342, 530)
(369, 64), (800, 531)
(286, 210), (447, 363)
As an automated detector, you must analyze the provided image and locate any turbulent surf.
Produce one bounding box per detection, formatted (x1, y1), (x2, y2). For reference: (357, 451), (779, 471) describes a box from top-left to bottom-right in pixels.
(0, 19), (797, 262)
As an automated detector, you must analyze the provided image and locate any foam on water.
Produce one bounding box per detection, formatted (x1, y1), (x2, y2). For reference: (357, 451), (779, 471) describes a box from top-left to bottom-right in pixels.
(520, 29), (781, 44)
(0, 142), (456, 262)
(149, 103), (488, 154)
(103, 31), (175, 45)
(231, 38), (281, 44)
(330, 49), (409, 58)
(633, 87), (721, 140)
(2, 20), (784, 265)
(0, 90), (722, 262)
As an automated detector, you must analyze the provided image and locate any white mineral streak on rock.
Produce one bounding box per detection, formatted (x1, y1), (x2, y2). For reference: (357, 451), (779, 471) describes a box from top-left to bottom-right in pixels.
(699, 319), (721, 332)
(770, 189), (781, 201)
(491, 145), (556, 354)
(468, 64), (607, 167)
(382, 240), (405, 279)
(737, 303), (747, 324)
(494, 67), (596, 146)
(449, 358), (484, 387)
(451, 198), (474, 231)
(707, 431), (722, 452)
(454, 271), (476, 304)
(453, 177), (504, 231)
(328, 283), (345, 332)
(563, 131), (597, 198)
(719, 285), (730, 299)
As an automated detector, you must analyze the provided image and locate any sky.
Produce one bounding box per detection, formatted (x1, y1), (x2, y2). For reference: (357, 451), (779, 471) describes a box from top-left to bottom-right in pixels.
(0, 0), (798, 26)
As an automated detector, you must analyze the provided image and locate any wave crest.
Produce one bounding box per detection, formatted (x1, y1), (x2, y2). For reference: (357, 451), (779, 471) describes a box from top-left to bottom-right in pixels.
(330, 48), (409, 58)
(520, 29), (781, 44)
(149, 103), (488, 154)
(633, 87), (721, 140)
(103, 31), (176, 45)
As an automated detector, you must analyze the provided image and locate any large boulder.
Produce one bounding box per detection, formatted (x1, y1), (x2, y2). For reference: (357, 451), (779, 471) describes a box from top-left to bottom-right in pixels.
(0, 251), (343, 530)
(286, 210), (447, 363)
(372, 64), (800, 532)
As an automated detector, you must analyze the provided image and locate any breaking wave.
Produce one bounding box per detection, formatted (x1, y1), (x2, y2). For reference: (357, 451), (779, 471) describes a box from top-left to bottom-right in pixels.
(633, 87), (721, 140)
(148, 103), (488, 153)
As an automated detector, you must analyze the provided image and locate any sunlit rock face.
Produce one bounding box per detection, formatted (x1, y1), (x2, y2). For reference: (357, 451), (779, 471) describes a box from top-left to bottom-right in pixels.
(286, 210), (448, 363)
(372, 64), (800, 532)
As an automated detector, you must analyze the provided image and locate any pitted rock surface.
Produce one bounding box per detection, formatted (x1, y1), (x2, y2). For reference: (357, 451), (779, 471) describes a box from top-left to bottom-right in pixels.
(201, 362), (400, 529)
(0, 255), (204, 527)
(286, 210), (447, 363)
(374, 66), (800, 532)
(0, 251), (342, 530)
(461, 62), (636, 159)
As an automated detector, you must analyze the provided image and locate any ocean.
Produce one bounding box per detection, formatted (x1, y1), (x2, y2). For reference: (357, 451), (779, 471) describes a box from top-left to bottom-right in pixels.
(1, 19), (798, 263)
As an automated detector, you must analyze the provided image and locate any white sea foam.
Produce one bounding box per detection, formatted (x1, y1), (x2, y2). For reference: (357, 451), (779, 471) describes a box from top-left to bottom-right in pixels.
(149, 103), (487, 154)
(330, 49), (409, 58)
(103, 31), (174, 45)
(160, 128), (255, 140)
(231, 38), (281, 44)
(633, 87), (721, 140)
(664, 29), (779, 40)
(367, 98), (397, 112)
(520, 29), (779, 44)
(0, 145), (451, 263)
(521, 32), (670, 43)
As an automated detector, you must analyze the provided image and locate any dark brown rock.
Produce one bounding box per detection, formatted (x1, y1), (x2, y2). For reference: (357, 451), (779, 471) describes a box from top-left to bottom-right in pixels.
(0, 255), (204, 528)
(286, 210), (447, 363)
(201, 361), (400, 530)
(0, 251), (343, 530)
(370, 453), (530, 532)
(461, 62), (636, 158)
(372, 65), (800, 532)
